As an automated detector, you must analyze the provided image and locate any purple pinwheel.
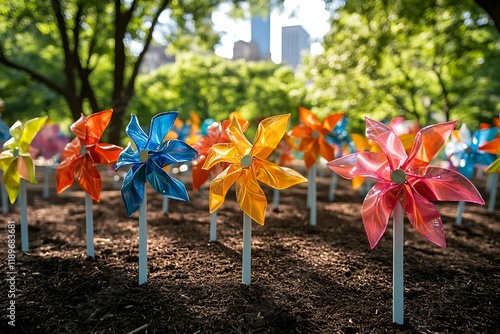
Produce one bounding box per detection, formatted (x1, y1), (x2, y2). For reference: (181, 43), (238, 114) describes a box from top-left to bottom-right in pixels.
(116, 112), (198, 216)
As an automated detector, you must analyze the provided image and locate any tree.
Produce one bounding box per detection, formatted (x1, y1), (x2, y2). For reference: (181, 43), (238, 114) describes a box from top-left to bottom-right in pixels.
(129, 52), (307, 140)
(306, 0), (500, 132)
(0, 0), (280, 144)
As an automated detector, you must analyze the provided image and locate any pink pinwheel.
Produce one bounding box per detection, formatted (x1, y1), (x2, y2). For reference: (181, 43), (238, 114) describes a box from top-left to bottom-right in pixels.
(31, 122), (70, 160)
(327, 118), (484, 248)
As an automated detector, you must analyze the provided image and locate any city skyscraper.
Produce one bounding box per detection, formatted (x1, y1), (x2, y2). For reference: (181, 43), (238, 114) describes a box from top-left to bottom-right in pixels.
(281, 25), (310, 70)
(250, 14), (271, 60)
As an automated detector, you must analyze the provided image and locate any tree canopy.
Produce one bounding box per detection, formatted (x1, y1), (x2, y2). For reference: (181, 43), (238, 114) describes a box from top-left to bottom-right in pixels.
(306, 0), (500, 133)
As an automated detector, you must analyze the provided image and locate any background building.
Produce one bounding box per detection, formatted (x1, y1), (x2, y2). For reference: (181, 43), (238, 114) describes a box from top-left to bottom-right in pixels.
(140, 45), (176, 73)
(281, 25), (310, 70)
(250, 15), (271, 60)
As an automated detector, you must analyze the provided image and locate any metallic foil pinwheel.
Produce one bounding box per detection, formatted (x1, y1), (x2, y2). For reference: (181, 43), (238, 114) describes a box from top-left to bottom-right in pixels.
(327, 117), (484, 248)
(203, 114), (307, 225)
(444, 123), (498, 179)
(116, 111), (198, 216)
(289, 106), (344, 170)
(0, 116), (47, 203)
(191, 118), (250, 191)
(56, 109), (122, 201)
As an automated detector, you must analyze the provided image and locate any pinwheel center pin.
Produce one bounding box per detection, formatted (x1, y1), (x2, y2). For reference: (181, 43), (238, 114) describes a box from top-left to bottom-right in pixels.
(139, 150), (149, 162)
(391, 169), (406, 184)
(13, 147), (19, 158)
(465, 147), (473, 154)
(80, 145), (87, 156)
(241, 154), (253, 168)
(311, 130), (320, 139)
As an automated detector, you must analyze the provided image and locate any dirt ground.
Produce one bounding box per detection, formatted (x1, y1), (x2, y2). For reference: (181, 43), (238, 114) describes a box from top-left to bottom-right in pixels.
(0, 164), (499, 333)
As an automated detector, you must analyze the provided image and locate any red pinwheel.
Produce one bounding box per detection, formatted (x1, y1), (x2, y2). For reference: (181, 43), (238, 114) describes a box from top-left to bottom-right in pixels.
(56, 109), (122, 201)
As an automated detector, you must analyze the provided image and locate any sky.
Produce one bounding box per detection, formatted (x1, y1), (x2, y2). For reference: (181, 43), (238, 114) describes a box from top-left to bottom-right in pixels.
(212, 0), (331, 63)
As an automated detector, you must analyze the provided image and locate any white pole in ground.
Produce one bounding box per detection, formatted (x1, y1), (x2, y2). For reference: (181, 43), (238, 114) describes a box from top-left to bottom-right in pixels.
(43, 165), (50, 199)
(455, 201), (465, 225)
(242, 213), (252, 285)
(328, 171), (338, 202)
(1, 177), (8, 215)
(209, 210), (217, 241)
(393, 202), (404, 324)
(309, 163), (317, 226)
(162, 196), (169, 213)
(138, 185), (148, 285)
(487, 173), (498, 212)
(85, 193), (94, 257)
(19, 179), (29, 252)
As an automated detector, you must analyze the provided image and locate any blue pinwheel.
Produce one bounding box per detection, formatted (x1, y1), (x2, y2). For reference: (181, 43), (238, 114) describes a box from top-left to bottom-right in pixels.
(445, 123), (498, 180)
(116, 112), (198, 216)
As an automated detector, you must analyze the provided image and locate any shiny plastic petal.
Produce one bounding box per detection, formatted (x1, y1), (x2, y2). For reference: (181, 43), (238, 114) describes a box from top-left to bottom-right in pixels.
(18, 116), (47, 152)
(226, 115), (252, 156)
(404, 121), (457, 169)
(322, 112), (345, 132)
(298, 106), (321, 130)
(362, 181), (399, 249)
(0, 151), (14, 172)
(203, 143), (241, 170)
(251, 114), (290, 159)
(146, 159), (189, 201)
(486, 157), (500, 173)
(479, 137), (500, 155)
(473, 151), (497, 167)
(56, 155), (82, 194)
(126, 114), (149, 151)
(84, 109), (113, 146)
(236, 168), (268, 225)
(209, 164), (242, 212)
(75, 155), (102, 202)
(17, 153), (36, 183)
(147, 111), (178, 150)
(90, 143), (122, 164)
(458, 123), (472, 145)
(303, 140), (320, 170)
(472, 127), (499, 149)
(115, 143), (141, 169)
(327, 152), (390, 181)
(400, 184), (446, 248)
(253, 158), (307, 189)
(3, 158), (21, 203)
(122, 163), (147, 217)
(408, 167), (484, 204)
(457, 153), (476, 180)
(318, 136), (335, 162)
(289, 124), (313, 139)
(153, 139), (198, 166)
(192, 155), (210, 191)
(365, 117), (407, 169)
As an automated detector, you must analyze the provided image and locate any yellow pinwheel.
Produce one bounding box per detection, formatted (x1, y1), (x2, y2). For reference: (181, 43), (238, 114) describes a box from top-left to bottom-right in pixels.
(0, 116), (47, 203)
(203, 114), (307, 225)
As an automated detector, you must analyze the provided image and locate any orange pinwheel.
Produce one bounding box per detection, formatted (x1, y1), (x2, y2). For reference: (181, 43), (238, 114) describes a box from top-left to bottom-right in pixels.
(289, 106), (344, 169)
(203, 114), (307, 225)
(56, 109), (122, 201)
(191, 118), (250, 191)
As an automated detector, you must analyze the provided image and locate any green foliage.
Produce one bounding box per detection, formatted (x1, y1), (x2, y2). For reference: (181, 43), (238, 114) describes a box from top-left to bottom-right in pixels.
(129, 52), (307, 138)
(306, 0), (500, 133)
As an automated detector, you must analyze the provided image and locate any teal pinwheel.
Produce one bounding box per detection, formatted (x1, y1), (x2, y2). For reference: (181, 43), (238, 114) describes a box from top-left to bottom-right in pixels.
(116, 112), (198, 216)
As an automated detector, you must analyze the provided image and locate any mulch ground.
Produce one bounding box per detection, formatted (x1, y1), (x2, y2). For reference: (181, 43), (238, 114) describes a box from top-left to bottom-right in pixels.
(0, 164), (499, 333)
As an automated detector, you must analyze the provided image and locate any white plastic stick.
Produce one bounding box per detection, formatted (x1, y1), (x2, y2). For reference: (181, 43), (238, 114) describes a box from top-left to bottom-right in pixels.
(455, 201), (465, 225)
(138, 185), (148, 285)
(19, 179), (29, 252)
(488, 173), (498, 213)
(309, 163), (317, 226)
(242, 212), (252, 285)
(328, 171), (338, 202)
(162, 196), (169, 213)
(209, 210), (217, 241)
(43, 165), (50, 199)
(272, 188), (280, 211)
(393, 201), (404, 324)
(1, 176), (8, 215)
(85, 193), (94, 257)
(307, 168), (311, 209)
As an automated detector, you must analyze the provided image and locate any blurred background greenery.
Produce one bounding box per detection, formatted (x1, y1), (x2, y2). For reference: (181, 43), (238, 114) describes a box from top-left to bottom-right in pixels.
(0, 0), (499, 144)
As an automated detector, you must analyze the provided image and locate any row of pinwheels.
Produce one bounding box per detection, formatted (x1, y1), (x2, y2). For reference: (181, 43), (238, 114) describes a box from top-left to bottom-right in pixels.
(0, 109), (496, 325)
